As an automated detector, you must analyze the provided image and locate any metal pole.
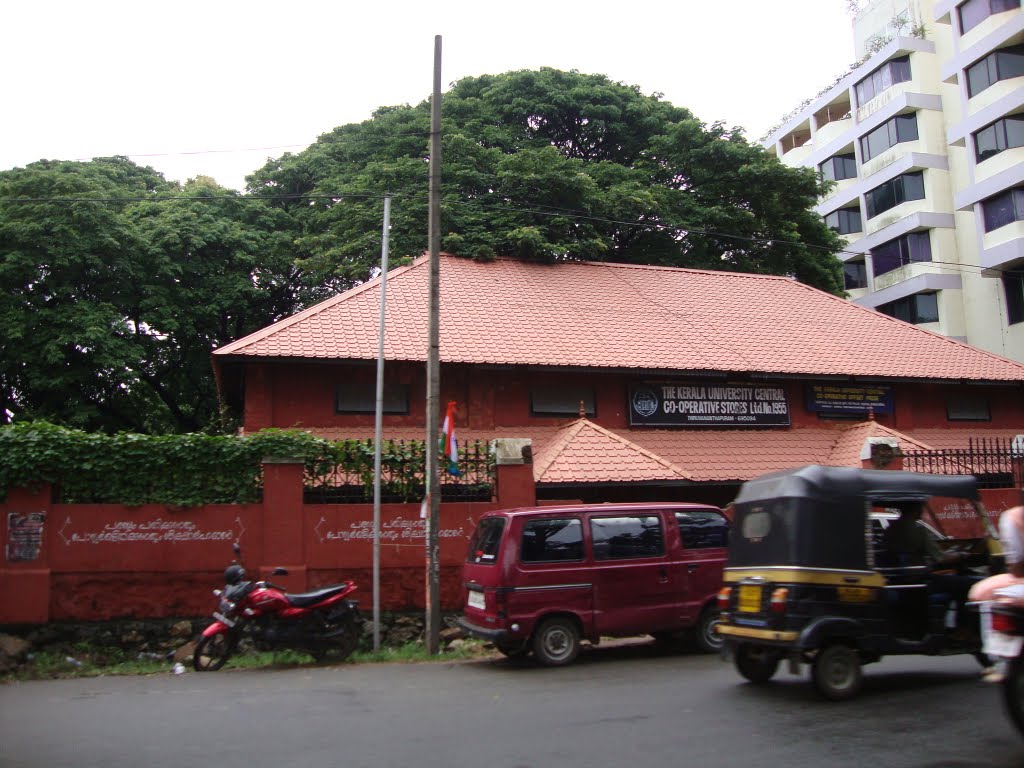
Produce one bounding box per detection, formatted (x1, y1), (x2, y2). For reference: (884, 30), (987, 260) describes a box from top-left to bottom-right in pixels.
(372, 194), (391, 653)
(425, 35), (442, 655)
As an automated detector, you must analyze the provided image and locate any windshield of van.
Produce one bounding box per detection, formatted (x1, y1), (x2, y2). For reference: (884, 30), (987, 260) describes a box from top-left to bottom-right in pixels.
(467, 517), (506, 564)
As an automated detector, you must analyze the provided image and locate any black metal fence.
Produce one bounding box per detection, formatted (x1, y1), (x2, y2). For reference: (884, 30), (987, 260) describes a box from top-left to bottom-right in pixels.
(303, 439), (495, 504)
(903, 437), (1023, 490)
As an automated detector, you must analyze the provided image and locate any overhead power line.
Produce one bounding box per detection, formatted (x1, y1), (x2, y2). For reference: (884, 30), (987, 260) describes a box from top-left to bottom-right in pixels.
(2, 188), (1021, 277)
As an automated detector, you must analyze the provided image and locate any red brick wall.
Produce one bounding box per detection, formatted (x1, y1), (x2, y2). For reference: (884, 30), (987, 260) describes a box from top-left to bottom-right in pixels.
(0, 461), (529, 624)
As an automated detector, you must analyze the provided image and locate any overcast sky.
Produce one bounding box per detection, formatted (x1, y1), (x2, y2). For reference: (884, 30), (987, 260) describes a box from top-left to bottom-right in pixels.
(2, 0), (857, 192)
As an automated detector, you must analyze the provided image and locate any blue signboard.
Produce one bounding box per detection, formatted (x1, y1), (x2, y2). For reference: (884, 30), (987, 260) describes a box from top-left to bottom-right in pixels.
(805, 383), (893, 415)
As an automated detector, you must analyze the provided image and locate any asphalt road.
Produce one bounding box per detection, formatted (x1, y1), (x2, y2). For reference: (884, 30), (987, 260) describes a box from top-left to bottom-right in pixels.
(2, 641), (1022, 768)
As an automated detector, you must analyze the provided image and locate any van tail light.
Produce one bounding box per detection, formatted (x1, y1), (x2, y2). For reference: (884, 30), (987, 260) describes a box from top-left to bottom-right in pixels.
(495, 587), (508, 618)
(717, 587), (732, 610)
(770, 588), (789, 614)
(992, 608), (1024, 635)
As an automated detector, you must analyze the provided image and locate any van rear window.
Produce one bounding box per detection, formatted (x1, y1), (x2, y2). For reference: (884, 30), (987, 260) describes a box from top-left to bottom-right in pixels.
(467, 517), (506, 564)
(675, 510), (729, 549)
(521, 518), (584, 562)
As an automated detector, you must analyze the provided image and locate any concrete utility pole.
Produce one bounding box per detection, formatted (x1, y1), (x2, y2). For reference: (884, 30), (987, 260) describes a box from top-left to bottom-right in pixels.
(424, 35), (442, 655)
(372, 194), (391, 652)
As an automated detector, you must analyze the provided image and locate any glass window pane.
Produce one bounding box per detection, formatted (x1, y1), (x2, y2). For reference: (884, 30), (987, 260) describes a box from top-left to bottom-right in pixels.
(984, 189), (1017, 231)
(908, 231), (932, 262)
(914, 293), (939, 323)
(959, 0), (989, 33)
(998, 46), (1024, 80)
(467, 518), (506, 563)
(521, 518), (583, 562)
(902, 171), (925, 203)
(967, 57), (992, 96)
(591, 515), (664, 560)
(896, 113), (919, 142)
(872, 239), (902, 276)
(975, 123), (1000, 160)
(675, 511), (729, 549)
(1006, 116), (1024, 150)
(844, 261), (868, 289)
(891, 56), (911, 84)
(1004, 271), (1024, 325)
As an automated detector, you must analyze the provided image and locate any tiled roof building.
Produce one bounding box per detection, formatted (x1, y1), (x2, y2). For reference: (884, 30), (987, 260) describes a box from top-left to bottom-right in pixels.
(214, 254), (1024, 505)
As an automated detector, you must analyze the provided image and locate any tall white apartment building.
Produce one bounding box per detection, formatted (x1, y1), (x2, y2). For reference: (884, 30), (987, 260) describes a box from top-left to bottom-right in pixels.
(765, 0), (1023, 363)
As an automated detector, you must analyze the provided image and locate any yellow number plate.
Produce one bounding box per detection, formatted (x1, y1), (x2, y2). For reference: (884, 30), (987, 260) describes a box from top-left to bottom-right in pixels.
(738, 585), (762, 613)
(837, 587), (873, 603)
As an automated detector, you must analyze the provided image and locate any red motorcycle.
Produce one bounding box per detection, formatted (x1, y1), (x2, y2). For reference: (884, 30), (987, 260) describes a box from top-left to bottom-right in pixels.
(194, 545), (362, 671)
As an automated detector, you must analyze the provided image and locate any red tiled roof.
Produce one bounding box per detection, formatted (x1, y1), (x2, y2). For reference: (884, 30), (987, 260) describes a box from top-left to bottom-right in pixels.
(302, 421), (1016, 485)
(533, 419), (692, 483)
(215, 254), (1024, 382)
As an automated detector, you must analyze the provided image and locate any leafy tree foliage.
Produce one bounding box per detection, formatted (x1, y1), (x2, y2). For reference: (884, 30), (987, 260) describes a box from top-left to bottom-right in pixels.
(0, 158), (318, 433)
(248, 68), (844, 294)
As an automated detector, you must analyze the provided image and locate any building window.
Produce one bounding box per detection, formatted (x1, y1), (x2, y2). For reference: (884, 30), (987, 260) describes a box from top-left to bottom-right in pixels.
(1005, 270), (1024, 325)
(844, 261), (868, 289)
(871, 231), (933, 277)
(335, 383), (409, 414)
(974, 115), (1024, 162)
(959, 0), (1020, 35)
(530, 387), (595, 417)
(966, 44), (1024, 98)
(856, 55), (912, 104)
(820, 153), (857, 182)
(861, 113), (919, 162)
(877, 292), (939, 324)
(865, 171), (926, 218)
(947, 394), (991, 421)
(825, 207), (863, 234)
(982, 187), (1024, 231)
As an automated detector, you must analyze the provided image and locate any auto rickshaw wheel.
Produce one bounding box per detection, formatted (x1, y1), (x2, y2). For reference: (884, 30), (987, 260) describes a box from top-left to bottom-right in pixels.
(734, 644), (779, 684)
(812, 643), (863, 701)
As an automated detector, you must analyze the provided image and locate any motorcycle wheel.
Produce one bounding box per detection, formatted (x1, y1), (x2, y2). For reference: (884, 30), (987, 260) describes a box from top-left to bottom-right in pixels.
(1002, 656), (1024, 738)
(193, 632), (234, 672)
(314, 613), (360, 663)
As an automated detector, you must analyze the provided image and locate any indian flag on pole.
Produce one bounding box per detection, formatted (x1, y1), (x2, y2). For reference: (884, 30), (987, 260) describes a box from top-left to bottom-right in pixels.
(441, 400), (461, 476)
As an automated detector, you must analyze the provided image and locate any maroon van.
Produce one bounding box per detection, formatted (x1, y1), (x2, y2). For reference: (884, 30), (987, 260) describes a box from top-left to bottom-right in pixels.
(457, 502), (729, 666)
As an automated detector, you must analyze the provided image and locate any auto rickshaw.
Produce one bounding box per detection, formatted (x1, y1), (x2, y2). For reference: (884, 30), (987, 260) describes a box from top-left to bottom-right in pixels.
(717, 464), (1001, 700)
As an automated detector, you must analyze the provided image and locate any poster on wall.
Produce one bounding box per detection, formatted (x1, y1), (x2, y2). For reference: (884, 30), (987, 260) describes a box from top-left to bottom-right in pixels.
(628, 382), (790, 427)
(805, 383), (893, 416)
(6, 512), (46, 562)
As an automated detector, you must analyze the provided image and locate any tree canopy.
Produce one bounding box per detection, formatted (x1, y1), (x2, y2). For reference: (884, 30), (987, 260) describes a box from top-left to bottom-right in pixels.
(1, 68), (845, 434)
(0, 158), (320, 433)
(249, 68), (845, 294)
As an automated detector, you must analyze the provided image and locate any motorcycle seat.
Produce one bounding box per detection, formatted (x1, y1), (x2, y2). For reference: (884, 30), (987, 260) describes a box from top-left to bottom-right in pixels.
(286, 584), (352, 608)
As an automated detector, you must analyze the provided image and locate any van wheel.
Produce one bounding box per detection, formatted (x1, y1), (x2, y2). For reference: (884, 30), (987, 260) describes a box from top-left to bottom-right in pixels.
(812, 644), (863, 701)
(734, 644), (779, 684)
(693, 608), (724, 654)
(532, 618), (580, 666)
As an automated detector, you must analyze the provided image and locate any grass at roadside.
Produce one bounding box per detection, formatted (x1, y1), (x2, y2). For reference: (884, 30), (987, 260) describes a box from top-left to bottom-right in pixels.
(1, 639), (498, 683)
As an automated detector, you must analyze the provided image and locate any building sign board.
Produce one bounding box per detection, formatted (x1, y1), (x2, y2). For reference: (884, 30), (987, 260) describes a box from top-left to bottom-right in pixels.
(805, 383), (893, 415)
(628, 383), (790, 427)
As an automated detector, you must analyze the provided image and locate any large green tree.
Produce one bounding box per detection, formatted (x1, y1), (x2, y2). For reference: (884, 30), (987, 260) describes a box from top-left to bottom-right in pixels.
(0, 158), (317, 433)
(249, 68), (845, 294)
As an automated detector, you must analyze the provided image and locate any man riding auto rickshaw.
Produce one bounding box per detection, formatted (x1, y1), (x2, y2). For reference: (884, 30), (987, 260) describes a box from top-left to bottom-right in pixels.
(716, 465), (1001, 701)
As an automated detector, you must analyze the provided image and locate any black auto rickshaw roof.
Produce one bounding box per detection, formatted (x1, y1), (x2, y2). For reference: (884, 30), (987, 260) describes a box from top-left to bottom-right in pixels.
(733, 464), (980, 507)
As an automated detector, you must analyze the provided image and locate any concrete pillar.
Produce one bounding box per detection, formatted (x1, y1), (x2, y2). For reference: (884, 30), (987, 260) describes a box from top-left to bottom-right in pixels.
(0, 483), (53, 623)
(491, 438), (536, 509)
(260, 458), (308, 590)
